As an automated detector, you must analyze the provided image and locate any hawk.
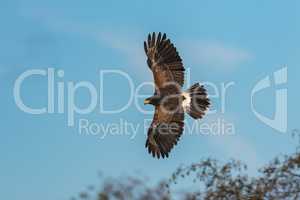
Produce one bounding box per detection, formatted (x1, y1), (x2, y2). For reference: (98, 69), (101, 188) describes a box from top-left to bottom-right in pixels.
(144, 32), (210, 159)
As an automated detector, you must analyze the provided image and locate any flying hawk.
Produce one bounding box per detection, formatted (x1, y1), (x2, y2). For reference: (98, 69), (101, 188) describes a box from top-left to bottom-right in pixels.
(144, 32), (210, 159)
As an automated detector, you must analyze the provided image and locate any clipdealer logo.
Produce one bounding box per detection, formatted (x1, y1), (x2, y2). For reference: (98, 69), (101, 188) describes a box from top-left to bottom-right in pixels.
(12, 67), (236, 138)
(12, 66), (288, 137)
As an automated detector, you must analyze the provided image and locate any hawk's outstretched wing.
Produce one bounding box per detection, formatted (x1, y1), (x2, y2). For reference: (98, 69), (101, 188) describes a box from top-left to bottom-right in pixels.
(144, 32), (185, 90)
(145, 103), (184, 159)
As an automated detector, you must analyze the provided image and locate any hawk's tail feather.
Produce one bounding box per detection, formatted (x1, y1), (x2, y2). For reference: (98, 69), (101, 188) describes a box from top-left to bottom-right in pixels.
(182, 83), (210, 119)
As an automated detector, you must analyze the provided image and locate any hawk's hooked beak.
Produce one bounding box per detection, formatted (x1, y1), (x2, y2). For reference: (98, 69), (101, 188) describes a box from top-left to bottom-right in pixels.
(144, 99), (150, 105)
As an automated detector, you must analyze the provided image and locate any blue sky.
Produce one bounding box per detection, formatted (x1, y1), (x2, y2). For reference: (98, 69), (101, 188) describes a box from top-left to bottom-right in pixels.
(1, 1), (299, 200)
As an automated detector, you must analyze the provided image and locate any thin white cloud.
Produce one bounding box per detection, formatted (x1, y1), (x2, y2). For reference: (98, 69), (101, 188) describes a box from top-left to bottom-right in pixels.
(93, 31), (146, 70)
(36, 16), (151, 79)
(85, 30), (153, 81)
(20, 8), (253, 72)
(181, 40), (253, 69)
(21, 10), (253, 78)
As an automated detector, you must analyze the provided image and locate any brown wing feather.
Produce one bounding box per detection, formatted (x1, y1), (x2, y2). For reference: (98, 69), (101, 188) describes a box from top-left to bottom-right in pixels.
(144, 32), (185, 89)
(145, 95), (185, 159)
